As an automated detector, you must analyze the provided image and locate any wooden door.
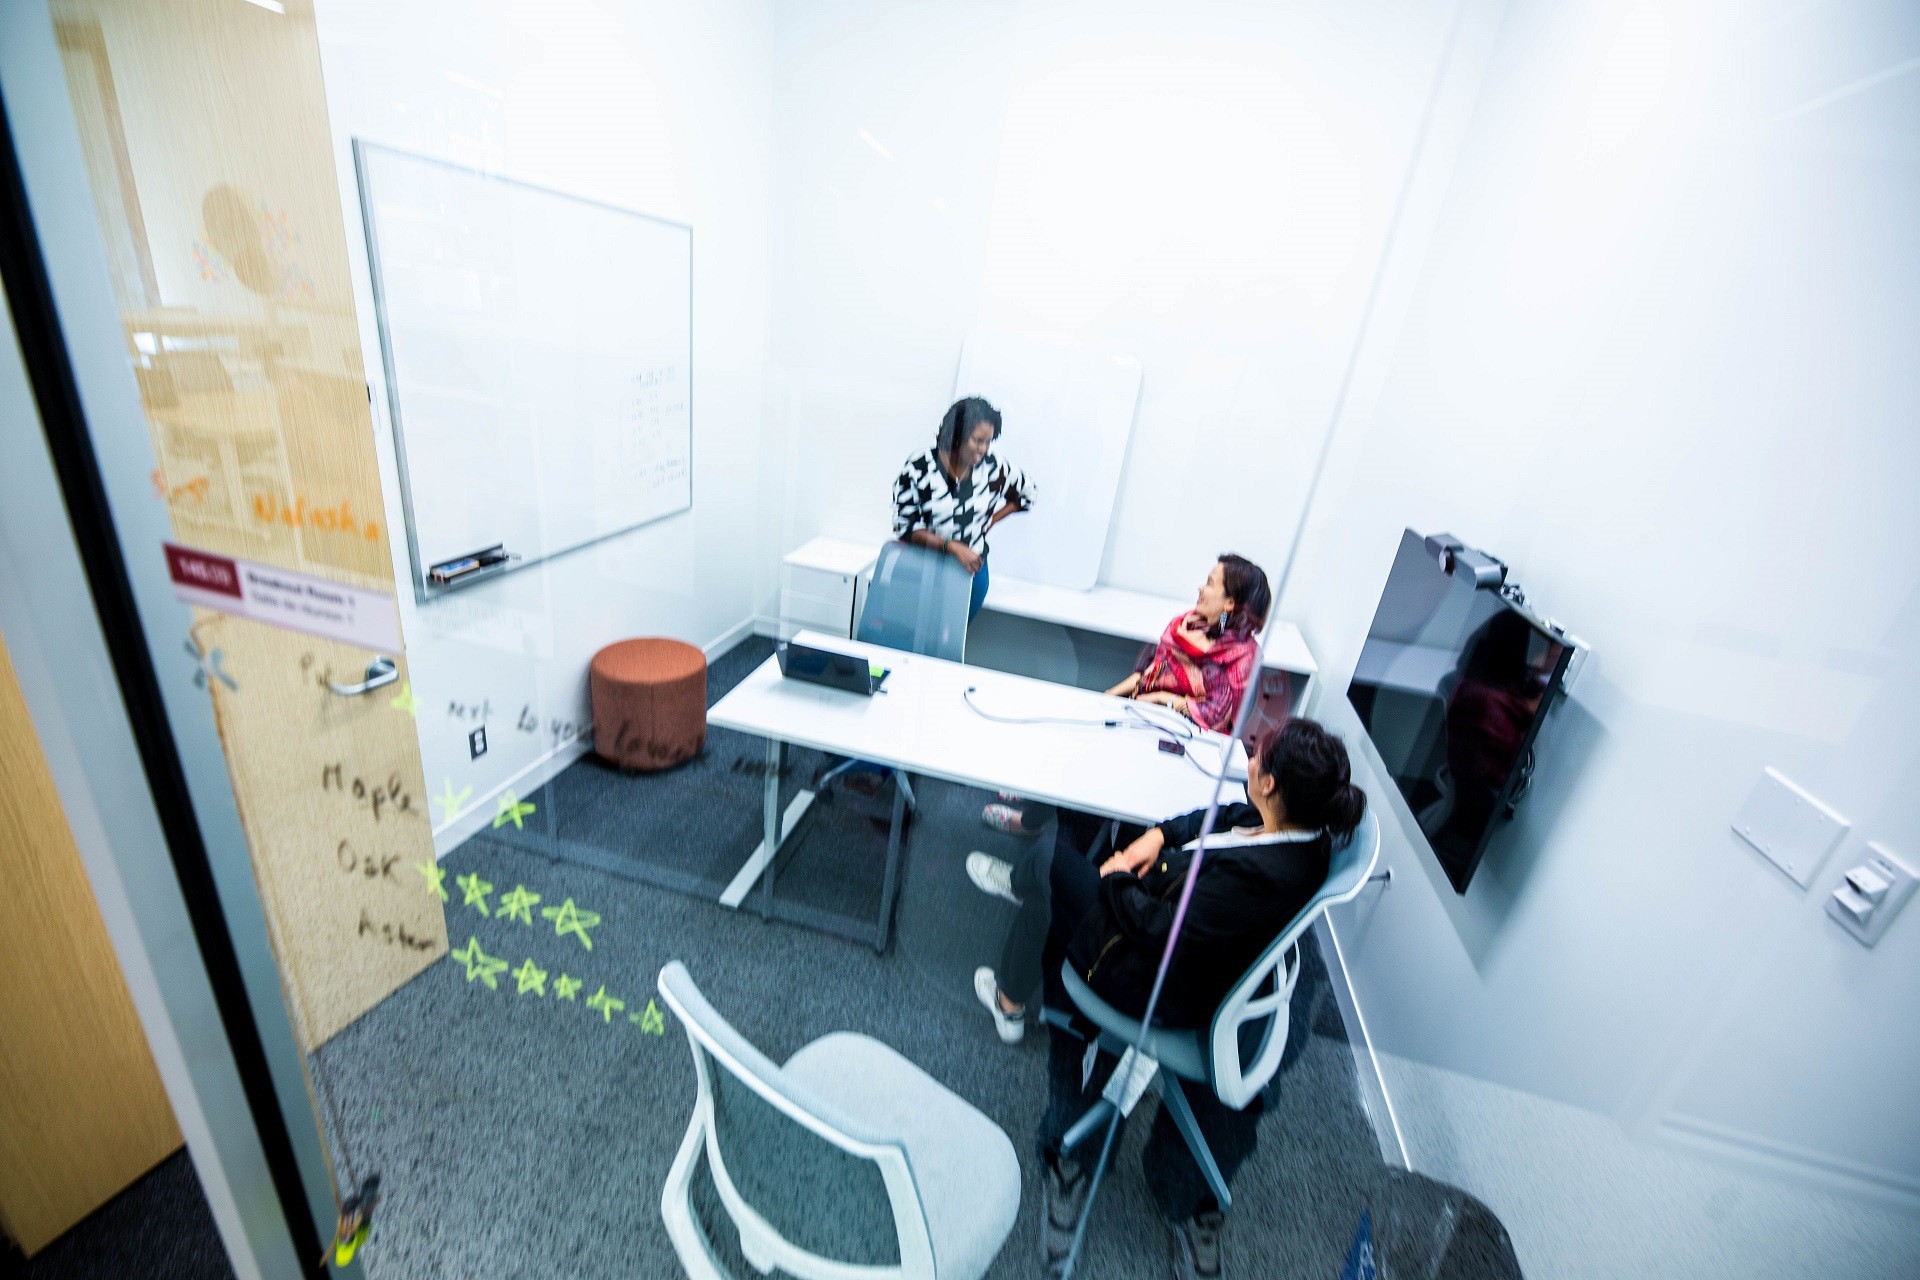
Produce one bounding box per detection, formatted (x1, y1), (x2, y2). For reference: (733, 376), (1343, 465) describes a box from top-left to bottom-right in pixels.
(50, 0), (446, 1052)
(0, 636), (181, 1257)
(199, 616), (440, 1047)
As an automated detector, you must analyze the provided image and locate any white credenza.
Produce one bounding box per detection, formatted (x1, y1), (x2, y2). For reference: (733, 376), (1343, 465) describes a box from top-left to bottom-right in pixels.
(779, 536), (881, 638)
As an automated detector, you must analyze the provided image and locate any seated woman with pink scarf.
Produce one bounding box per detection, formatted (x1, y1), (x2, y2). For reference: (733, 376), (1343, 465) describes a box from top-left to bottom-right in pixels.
(979, 554), (1272, 837)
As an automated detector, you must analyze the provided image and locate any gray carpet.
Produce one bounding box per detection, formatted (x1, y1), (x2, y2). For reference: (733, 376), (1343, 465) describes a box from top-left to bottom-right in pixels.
(306, 636), (1500, 1280)
(2, 1151), (233, 1280)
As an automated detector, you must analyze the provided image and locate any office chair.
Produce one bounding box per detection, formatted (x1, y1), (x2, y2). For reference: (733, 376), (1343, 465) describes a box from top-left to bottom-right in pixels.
(1046, 809), (1381, 1210)
(657, 962), (1021, 1280)
(816, 541), (974, 802)
(857, 540), (972, 660)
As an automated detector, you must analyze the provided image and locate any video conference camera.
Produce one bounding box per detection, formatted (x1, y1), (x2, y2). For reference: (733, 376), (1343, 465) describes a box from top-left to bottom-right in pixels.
(1422, 531), (1508, 590)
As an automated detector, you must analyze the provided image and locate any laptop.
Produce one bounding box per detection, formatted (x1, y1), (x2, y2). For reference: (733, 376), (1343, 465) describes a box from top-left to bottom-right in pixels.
(777, 640), (889, 696)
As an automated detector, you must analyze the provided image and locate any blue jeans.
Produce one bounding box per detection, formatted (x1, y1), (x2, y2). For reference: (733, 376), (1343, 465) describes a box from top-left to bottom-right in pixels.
(968, 554), (990, 619)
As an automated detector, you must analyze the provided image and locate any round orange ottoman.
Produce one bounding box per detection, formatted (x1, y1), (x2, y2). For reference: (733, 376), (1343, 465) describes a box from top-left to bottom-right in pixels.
(589, 638), (707, 771)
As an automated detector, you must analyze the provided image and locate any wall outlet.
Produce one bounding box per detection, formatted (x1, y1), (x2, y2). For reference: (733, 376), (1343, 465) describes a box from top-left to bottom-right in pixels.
(1827, 844), (1917, 947)
(1732, 767), (1849, 888)
(469, 725), (487, 760)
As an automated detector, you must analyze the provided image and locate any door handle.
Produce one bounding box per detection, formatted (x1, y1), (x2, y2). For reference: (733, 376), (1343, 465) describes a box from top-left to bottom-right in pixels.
(329, 656), (398, 697)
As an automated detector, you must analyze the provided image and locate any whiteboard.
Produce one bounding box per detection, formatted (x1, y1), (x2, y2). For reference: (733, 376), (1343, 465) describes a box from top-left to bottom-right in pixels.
(356, 142), (692, 598)
(953, 328), (1141, 592)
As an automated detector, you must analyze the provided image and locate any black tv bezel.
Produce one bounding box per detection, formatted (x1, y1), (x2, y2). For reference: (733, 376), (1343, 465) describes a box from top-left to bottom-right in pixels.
(1347, 531), (1575, 894)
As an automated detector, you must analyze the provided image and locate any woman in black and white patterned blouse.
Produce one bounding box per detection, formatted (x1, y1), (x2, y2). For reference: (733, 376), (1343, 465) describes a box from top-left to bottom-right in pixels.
(891, 397), (1036, 617)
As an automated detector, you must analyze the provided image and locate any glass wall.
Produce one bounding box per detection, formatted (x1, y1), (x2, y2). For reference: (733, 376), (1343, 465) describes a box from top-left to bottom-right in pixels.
(12, 0), (1917, 1278)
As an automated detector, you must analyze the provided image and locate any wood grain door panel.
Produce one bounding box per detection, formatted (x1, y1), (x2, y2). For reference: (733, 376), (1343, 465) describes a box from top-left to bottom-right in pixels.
(0, 637), (181, 1257)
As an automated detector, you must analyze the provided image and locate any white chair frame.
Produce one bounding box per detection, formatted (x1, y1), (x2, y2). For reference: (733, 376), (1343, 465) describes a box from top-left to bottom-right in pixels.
(658, 966), (938, 1280)
(1053, 811), (1381, 1208)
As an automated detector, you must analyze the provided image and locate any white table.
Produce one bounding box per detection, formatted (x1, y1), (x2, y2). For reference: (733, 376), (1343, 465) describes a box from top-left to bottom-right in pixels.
(707, 631), (1249, 951)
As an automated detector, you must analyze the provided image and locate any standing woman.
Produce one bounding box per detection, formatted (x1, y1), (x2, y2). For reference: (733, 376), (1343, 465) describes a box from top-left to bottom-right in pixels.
(891, 397), (1035, 618)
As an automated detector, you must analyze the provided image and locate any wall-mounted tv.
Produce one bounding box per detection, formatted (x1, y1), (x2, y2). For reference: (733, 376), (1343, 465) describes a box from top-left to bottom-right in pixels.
(1346, 529), (1581, 893)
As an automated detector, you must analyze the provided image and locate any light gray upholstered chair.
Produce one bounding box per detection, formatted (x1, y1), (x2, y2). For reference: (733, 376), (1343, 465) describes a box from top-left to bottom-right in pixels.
(658, 962), (1020, 1280)
(1050, 809), (1381, 1211)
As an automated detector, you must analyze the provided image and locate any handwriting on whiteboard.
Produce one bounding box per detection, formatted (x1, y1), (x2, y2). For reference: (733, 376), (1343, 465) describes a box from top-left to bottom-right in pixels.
(616, 362), (688, 495)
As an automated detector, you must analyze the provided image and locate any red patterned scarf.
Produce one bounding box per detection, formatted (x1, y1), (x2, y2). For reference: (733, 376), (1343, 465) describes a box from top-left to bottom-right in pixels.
(1136, 613), (1261, 734)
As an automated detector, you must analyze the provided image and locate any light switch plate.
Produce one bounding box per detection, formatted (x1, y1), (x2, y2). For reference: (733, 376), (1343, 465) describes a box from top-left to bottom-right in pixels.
(1731, 767), (1849, 888)
(1827, 844), (1917, 947)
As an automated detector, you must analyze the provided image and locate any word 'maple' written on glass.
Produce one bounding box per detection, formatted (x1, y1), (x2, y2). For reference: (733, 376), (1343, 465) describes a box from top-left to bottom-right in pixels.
(321, 762), (416, 822)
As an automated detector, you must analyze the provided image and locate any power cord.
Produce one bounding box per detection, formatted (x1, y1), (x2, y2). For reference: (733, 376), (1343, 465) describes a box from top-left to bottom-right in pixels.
(962, 686), (1191, 737)
(961, 687), (1233, 779)
(960, 685), (1132, 729)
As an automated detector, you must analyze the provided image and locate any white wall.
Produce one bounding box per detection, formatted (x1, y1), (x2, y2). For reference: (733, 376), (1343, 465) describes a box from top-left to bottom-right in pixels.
(315, 0), (774, 848)
(762, 0), (1466, 607)
(1290, 0), (1920, 1272)
(305, 4), (1920, 1268)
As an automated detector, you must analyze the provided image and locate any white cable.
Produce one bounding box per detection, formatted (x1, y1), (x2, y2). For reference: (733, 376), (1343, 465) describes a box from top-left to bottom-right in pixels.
(961, 687), (1237, 780)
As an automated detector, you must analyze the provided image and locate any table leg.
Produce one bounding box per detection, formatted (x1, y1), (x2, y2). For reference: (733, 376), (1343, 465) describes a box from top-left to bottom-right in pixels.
(760, 738), (783, 921)
(717, 740), (818, 911)
(874, 773), (909, 954)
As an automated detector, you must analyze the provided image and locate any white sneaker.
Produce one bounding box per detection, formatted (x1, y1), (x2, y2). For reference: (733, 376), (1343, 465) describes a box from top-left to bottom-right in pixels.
(974, 966), (1026, 1044)
(966, 851), (1021, 904)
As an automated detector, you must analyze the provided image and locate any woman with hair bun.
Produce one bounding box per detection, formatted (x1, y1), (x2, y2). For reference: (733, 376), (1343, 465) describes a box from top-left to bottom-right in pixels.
(973, 718), (1367, 1275)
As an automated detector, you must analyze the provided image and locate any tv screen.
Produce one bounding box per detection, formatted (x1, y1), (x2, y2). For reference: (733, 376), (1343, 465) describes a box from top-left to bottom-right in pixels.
(1347, 530), (1572, 893)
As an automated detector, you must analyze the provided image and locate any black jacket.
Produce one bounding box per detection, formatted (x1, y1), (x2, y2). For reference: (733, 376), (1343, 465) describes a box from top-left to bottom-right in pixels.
(1066, 804), (1331, 1030)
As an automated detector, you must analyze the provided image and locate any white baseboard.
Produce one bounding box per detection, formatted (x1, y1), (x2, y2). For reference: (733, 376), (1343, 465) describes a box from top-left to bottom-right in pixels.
(705, 614), (761, 658)
(1318, 913), (1409, 1169)
(1657, 1112), (1920, 1213)
(433, 615), (765, 857)
(431, 736), (590, 857)
(1379, 1054), (1920, 1279)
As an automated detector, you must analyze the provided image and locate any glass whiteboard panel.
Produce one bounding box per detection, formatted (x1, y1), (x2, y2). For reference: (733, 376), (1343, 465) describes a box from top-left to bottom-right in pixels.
(356, 142), (692, 598)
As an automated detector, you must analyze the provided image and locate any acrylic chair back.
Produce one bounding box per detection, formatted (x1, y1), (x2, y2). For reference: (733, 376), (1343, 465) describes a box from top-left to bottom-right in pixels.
(856, 541), (971, 661)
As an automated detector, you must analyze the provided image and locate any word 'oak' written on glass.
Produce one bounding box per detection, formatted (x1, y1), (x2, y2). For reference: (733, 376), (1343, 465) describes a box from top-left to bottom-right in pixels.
(336, 839), (405, 883)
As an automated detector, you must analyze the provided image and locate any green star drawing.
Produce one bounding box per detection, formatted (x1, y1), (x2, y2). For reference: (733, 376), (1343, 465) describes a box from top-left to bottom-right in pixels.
(389, 682), (419, 716)
(415, 860), (448, 902)
(629, 999), (667, 1036)
(457, 871), (493, 916)
(539, 897), (601, 950)
(450, 936), (508, 989)
(553, 973), (583, 1001)
(496, 884), (542, 925)
(586, 986), (625, 1024)
(434, 779), (473, 823)
(512, 957), (548, 997)
(492, 790), (536, 829)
